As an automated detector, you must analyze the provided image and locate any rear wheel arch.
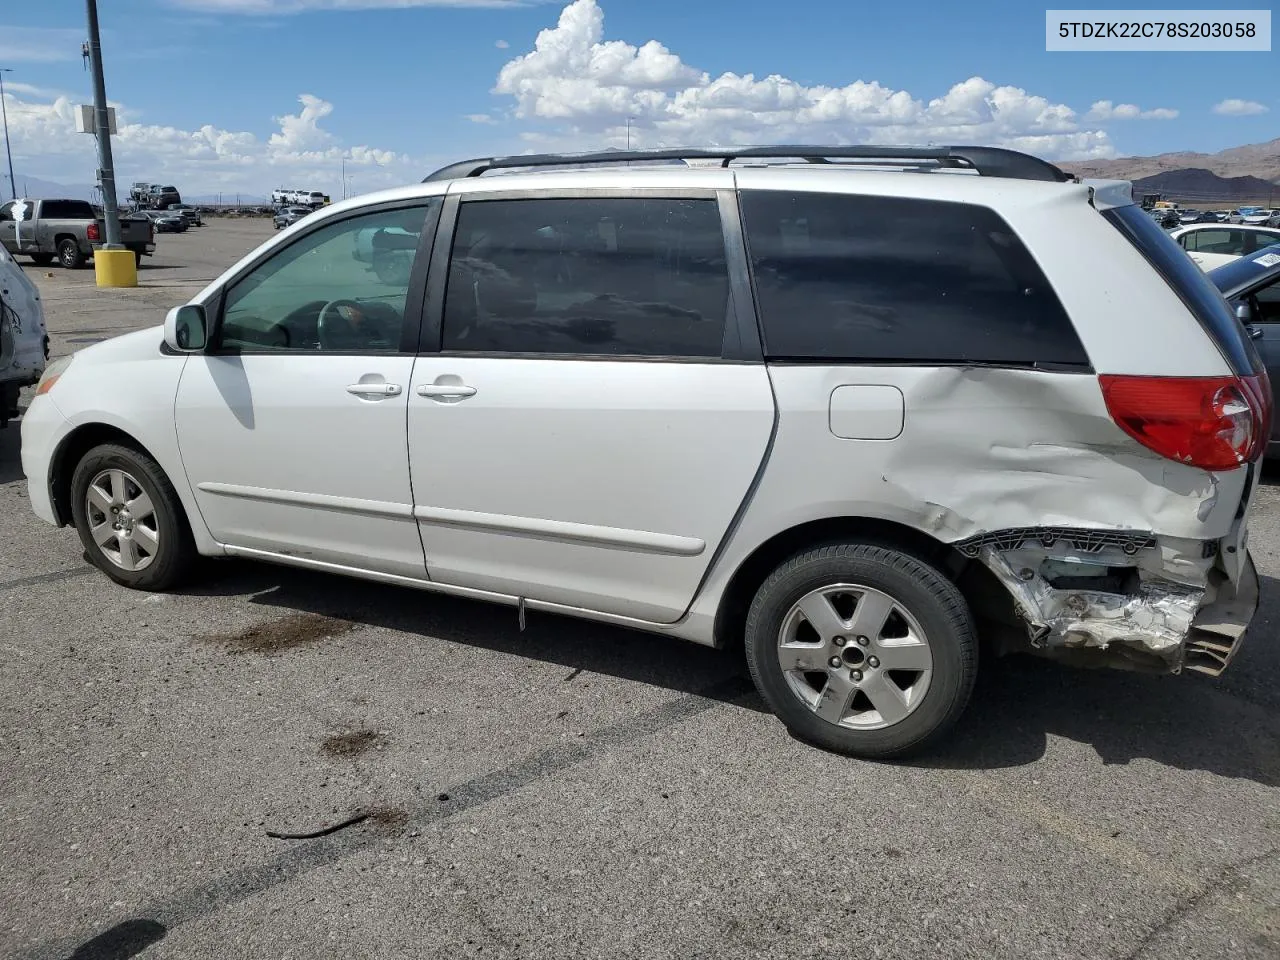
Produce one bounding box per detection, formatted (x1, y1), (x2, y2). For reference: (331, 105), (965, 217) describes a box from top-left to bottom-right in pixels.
(711, 516), (1010, 653)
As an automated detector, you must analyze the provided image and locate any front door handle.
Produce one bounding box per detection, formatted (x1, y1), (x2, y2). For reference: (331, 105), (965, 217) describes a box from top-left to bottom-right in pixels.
(417, 384), (477, 401)
(346, 382), (402, 398)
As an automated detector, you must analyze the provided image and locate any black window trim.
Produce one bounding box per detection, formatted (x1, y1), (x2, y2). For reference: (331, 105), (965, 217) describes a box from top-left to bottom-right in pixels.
(205, 196), (443, 358)
(417, 187), (764, 363)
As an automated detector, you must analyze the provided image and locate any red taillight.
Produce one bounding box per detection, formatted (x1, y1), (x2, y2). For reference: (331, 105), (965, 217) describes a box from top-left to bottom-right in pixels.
(86, 222), (100, 242)
(1099, 374), (1268, 471)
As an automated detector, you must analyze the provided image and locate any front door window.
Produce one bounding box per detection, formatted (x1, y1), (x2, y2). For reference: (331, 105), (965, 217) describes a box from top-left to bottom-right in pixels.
(217, 205), (430, 353)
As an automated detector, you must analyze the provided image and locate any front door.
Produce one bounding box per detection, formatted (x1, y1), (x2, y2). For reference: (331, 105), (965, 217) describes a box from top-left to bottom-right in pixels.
(175, 201), (439, 578)
(407, 192), (774, 623)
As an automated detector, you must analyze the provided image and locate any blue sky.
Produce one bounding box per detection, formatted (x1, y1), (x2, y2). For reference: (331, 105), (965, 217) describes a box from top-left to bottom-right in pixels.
(0, 0), (1274, 198)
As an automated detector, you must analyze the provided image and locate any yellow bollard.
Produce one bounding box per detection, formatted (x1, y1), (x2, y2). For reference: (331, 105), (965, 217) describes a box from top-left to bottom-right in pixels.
(94, 248), (138, 288)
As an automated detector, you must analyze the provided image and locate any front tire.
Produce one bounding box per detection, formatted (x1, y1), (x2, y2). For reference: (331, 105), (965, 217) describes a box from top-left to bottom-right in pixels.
(58, 239), (85, 269)
(70, 443), (196, 591)
(745, 543), (977, 759)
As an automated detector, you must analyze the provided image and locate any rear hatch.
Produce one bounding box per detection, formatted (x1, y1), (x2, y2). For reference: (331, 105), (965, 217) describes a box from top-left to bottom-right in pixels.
(1102, 202), (1268, 588)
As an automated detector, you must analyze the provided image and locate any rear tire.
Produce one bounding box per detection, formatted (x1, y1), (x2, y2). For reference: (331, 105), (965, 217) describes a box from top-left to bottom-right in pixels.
(70, 443), (196, 591)
(133, 250), (143, 268)
(58, 239), (85, 269)
(745, 542), (977, 759)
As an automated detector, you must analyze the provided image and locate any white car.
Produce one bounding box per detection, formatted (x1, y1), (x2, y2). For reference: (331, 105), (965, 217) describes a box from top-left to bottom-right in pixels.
(19, 146), (1267, 758)
(1231, 206), (1272, 226)
(1, 244), (47, 427)
(1169, 223), (1280, 271)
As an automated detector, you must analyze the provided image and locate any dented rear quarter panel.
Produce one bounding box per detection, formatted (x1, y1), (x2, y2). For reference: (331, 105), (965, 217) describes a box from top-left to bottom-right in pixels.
(684, 363), (1252, 660)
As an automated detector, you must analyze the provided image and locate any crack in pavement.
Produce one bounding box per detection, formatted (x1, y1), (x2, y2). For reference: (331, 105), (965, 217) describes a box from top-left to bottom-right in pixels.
(1117, 848), (1280, 960)
(18, 675), (754, 960)
(0, 566), (95, 593)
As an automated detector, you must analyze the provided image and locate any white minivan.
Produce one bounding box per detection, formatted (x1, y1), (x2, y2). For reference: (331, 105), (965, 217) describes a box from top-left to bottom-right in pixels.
(20, 146), (1268, 757)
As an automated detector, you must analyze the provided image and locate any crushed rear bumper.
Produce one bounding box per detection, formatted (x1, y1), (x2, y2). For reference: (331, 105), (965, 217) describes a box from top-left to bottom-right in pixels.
(1183, 553), (1259, 676)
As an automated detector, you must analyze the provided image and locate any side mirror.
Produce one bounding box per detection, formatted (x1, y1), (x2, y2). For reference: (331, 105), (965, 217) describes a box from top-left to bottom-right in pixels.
(1234, 301), (1252, 324)
(164, 304), (207, 352)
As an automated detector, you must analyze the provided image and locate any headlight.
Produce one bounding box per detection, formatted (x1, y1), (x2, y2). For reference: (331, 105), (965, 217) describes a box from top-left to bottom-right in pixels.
(35, 355), (73, 396)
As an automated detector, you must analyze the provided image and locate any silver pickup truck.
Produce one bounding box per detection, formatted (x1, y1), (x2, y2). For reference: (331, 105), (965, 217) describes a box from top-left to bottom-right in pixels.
(0, 198), (155, 269)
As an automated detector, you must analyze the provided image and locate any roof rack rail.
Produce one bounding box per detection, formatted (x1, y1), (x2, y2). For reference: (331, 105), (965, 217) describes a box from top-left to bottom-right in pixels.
(423, 145), (1072, 184)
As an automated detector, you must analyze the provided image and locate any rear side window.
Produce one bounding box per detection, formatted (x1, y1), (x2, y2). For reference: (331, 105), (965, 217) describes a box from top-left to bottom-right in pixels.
(41, 200), (95, 220)
(740, 190), (1088, 367)
(442, 197), (730, 358)
(1104, 204), (1258, 375)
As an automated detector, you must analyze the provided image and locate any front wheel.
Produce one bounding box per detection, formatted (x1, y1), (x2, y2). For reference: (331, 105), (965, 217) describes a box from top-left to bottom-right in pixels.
(70, 443), (197, 590)
(745, 543), (977, 759)
(58, 239), (85, 269)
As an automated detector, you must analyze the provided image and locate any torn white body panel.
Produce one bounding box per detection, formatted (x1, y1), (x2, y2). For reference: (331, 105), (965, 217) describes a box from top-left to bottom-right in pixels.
(0, 246), (47, 410)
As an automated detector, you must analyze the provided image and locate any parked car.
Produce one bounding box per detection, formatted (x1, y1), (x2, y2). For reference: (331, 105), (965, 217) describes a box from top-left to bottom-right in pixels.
(1150, 208), (1180, 229)
(151, 186), (181, 210)
(1177, 208), (1218, 225)
(1208, 243), (1280, 456)
(19, 145), (1267, 758)
(1265, 211), (1280, 228)
(0, 198), (155, 268)
(0, 244), (47, 428)
(131, 209), (187, 233)
(1168, 223), (1280, 271)
(273, 206), (312, 229)
(167, 204), (203, 227)
(1228, 206), (1271, 226)
(270, 188), (295, 206)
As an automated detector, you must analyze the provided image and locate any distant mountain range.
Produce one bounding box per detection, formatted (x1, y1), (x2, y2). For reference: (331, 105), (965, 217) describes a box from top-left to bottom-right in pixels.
(1061, 137), (1280, 190)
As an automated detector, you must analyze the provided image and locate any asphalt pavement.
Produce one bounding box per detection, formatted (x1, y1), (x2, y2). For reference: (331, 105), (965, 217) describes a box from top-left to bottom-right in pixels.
(1, 219), (1278, 960)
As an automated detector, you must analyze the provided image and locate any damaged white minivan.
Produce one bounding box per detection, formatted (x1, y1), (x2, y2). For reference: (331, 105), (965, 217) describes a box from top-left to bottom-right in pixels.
(1, 244), (47, 428)
(19, 147), (1269, 758)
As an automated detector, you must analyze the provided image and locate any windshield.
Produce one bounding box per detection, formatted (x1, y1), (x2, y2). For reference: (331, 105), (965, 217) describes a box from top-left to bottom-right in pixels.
(1209, 243), (1280, 297)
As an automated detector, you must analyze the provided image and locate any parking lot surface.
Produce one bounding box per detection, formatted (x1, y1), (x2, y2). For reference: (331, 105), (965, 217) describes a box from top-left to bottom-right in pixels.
(2, 218), (1278, 960)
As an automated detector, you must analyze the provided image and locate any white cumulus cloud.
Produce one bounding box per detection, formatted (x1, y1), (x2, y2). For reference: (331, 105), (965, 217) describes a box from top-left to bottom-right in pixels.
(1085, 100), (1178, 121)
(492, 0), (1121, 159)
(1, 88), (417, 198)
(1212, 98), (1268, 116)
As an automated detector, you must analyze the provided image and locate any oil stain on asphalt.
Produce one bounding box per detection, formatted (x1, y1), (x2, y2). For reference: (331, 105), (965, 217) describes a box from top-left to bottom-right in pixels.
(208, 613), (355, 654)
(320, 729), (384, 757)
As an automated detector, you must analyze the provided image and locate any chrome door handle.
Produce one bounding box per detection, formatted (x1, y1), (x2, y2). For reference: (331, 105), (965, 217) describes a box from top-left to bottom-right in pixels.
(346, 382), (402, 398)
(417, 384), (477, 400)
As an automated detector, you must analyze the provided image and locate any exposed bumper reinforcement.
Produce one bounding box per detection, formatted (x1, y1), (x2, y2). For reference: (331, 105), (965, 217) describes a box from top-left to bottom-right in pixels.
(1184, 553), (1259, 676)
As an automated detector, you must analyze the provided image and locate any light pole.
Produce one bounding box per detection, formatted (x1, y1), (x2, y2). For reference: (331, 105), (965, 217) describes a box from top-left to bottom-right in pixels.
(0, 68), (16, 202)
(84, 0), (123, 251)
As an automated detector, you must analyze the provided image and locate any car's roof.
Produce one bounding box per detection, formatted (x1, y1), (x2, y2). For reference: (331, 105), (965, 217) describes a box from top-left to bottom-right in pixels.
(1209, 243), (1280, 297)
(1173, 222), (1280, 233)
(323, 163), (1116, 217)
